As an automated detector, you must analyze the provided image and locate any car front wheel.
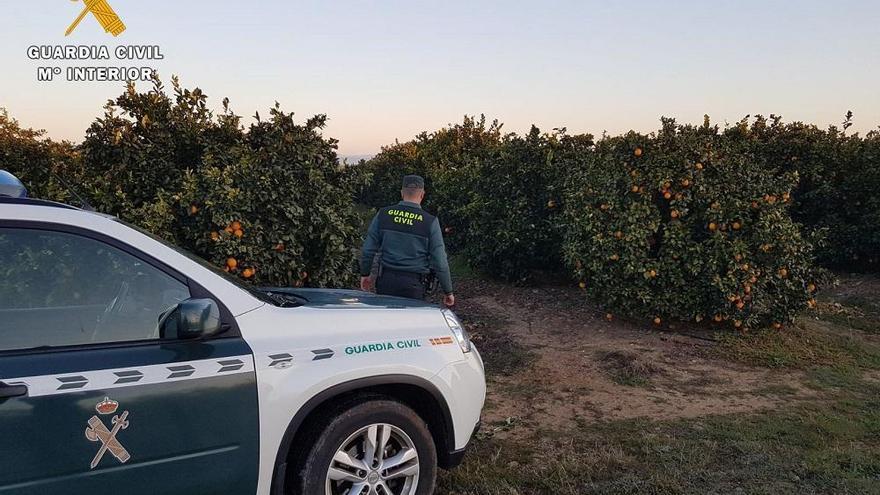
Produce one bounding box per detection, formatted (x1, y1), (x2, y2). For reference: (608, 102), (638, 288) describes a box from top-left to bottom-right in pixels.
(298, 399), (437, 495)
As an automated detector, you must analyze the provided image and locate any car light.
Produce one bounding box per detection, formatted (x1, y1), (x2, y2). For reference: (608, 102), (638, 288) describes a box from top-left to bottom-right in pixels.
(442, 309), (471, 353)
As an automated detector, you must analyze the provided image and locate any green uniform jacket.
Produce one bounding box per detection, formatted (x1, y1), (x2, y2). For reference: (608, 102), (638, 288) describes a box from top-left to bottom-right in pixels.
(360, 201), (453, 294)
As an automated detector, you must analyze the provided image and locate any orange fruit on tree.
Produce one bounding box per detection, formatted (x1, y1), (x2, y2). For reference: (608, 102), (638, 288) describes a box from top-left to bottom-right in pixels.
(663, 191), (672, 200)
(734, 254), (743, 262)
(634, 147), (643, 157)
(189, 205), (199, 215)
(807, 299), (817, 309)
(224, 226), (234, 234)
(242, 268), (254, 279)
(234, 229), (244, 238)
(772, 322), (783, 330)
(670, 210), (680, 219)
(547, 200), (556, 208)
(713, 314), (723, 322)
(681, 178), (690, 187)
(274, 243), (285, 252)
(732, 221), (741, 230)
(230, 221), (242, 231)
(653, 316), (662, 325)
(600, 203), (609, 211)
(751, 201), (760, 209)
(610, 254), (620, 261)
(226, 257), (238, 269)
(695, 162), (703, 170)
(578, 281), (586, 289)
(734, 320), (742, 328)
(736, 300), (745, 310)
(631, 185), (640, 193)
(744, 285), (752, 295)
(210, 231), (220, 241)
(708, 222), (717, 232)
(778, 268), (788, 278)
(615, 231), (623, 239)
(605, 313), (614, 321)
(807, 283), (816, 292)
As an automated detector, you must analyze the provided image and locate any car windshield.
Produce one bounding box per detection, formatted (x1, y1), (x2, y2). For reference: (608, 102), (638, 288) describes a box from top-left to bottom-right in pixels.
(112, 218), (301, 307)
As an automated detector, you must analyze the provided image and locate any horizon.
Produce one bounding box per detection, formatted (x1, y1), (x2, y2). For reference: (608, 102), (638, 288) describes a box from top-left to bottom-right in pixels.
(2, 1), (879, 156)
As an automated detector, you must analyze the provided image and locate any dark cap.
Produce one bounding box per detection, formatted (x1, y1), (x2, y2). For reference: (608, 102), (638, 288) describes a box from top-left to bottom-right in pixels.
(402, 175), (425, 189)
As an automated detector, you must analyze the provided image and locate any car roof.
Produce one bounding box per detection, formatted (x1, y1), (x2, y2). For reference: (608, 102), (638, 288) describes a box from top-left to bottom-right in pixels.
(0, 196), (80, 210)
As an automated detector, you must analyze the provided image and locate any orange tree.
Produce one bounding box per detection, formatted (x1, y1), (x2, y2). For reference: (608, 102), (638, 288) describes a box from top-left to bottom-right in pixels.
(562, 118), (825, 328)
(76, 77), (361, 287)
(358, 116), (505, 255)
(436, 127), (588, 282)
(175, 106), (362, 287)
(0, 109), (79, 203)
(358, 117), (577, 281)
(727, 114), (880, 271)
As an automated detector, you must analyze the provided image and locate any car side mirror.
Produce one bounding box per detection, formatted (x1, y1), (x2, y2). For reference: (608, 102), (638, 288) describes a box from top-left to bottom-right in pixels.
(159, 298), (222, 340)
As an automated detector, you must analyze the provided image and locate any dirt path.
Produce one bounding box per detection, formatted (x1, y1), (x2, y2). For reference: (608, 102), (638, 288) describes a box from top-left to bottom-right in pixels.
(452, 278), (818, 437)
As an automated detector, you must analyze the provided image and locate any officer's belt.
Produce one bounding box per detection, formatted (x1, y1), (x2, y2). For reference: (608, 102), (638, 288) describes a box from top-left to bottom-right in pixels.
(379, 266), (424, 280)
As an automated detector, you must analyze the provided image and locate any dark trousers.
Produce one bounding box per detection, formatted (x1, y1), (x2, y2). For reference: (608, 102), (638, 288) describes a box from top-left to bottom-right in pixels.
(376, 269), (425, 300)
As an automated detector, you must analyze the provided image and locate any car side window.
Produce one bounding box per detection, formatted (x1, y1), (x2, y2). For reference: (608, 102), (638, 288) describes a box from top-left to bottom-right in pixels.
(0, 227), (190, 351)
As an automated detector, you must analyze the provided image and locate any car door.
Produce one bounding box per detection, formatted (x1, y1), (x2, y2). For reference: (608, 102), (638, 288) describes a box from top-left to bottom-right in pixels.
(0, 224), (259, 495)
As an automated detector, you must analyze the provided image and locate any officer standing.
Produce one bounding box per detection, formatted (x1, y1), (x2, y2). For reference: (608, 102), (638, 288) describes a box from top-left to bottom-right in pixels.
(360, 175), (455, 307)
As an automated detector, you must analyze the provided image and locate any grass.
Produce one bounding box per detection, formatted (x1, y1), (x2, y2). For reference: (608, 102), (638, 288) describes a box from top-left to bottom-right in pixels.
(715, 318), (880, 371)
(817, 296), (880, 334)
(439, 382), (880, 494)
(597, 350), (661, 387)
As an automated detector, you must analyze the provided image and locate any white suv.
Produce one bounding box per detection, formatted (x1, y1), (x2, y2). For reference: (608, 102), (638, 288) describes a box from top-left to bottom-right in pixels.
(0, 172), (485, 495)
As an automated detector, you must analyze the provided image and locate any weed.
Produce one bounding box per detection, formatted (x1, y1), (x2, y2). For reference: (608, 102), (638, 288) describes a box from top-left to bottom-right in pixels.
(597, 350), (661, 387)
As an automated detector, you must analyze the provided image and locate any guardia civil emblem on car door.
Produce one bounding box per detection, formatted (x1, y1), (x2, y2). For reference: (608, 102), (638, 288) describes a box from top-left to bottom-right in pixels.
(84, 397), (131, 469)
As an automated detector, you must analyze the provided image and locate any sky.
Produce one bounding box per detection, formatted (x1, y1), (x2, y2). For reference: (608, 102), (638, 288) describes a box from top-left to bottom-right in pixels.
(1, 0), (879, 157)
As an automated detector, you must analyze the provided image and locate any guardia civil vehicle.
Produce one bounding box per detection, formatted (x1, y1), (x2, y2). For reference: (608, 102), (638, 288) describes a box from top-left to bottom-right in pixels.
(0, 171), (485, 495)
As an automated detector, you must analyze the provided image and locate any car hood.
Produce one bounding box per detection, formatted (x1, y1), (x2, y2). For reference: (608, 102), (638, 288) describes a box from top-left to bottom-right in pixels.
(261, 287), (439, 310)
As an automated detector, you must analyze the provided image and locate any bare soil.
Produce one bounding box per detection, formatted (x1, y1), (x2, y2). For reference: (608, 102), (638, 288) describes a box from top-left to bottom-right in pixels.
(451, 277), (818, 436)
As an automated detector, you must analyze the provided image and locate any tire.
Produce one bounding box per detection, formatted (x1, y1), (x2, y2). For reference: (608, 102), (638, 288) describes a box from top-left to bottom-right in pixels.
(297, 398), (437, 495)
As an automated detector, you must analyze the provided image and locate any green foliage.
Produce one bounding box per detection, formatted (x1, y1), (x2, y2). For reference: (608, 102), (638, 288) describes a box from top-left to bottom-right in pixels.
(562, 118), (823, 327)
(359, 117), (576, 281)
(7, 76), (360, 288)
(0, 109), (79, 203)
(728, 114), (880, 271)
(443, 127), (580, 281)
(172, 107), (361, 287)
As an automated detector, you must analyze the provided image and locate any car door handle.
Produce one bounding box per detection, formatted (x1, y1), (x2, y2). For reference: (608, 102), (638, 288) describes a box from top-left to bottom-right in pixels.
(0, 381), (28, 399)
